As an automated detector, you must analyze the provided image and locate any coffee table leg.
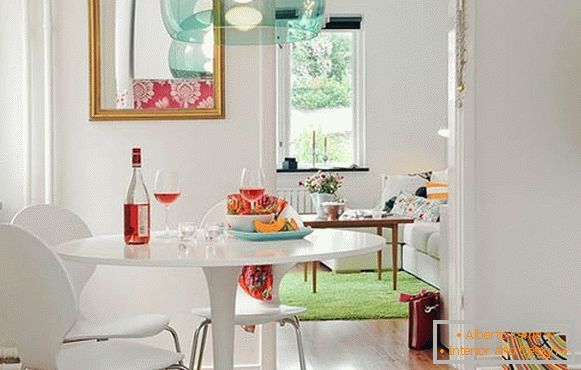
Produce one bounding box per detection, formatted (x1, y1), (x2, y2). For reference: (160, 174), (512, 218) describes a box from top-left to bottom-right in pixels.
(303, 262), (308, 282)
(376, 227), (383, 280)
(392, 225), (398, 290)
(312, 261), (318, 293)
(201, 266), (240, 370)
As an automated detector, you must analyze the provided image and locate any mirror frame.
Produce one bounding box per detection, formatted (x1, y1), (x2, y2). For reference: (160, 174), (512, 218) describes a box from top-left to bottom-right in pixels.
(88, 0), (225, 121)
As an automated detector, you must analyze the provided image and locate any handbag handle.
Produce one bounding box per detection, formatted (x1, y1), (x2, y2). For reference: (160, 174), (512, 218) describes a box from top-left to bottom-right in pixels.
(424, 304), (439, 314)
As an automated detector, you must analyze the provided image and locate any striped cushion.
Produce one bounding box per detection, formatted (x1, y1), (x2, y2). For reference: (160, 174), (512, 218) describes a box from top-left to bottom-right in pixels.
(426, 182), (448, 200)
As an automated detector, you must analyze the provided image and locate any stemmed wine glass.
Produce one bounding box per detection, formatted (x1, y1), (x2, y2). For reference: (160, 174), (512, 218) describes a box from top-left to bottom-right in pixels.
(240, 168), (265, 212)
(154, 170), (181, 238)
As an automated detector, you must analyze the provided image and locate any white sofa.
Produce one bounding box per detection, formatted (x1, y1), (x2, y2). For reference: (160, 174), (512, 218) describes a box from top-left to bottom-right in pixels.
(401, 221), (440, 287)
(320, 170), (447, 288)
(320, 221), (441, 288)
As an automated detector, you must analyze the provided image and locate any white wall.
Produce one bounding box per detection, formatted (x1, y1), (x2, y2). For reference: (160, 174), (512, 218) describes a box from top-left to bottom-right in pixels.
(277, 0), (449, 209)
(471, 0), (581, 357)
(0, 2), (25, 222)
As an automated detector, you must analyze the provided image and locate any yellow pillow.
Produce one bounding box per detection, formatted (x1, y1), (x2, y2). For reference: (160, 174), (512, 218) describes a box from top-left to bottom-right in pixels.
(426, 182), (448, 200)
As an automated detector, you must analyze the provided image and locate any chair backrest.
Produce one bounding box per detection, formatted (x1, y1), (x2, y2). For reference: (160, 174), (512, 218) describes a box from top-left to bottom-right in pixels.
(0, 224), (77, 370)
(12, 204), (95, 298)
(200, 199), (228, 227)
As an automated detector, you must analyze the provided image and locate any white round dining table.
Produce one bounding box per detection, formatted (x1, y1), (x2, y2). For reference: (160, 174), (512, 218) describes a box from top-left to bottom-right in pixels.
(56, 229), (385, 370)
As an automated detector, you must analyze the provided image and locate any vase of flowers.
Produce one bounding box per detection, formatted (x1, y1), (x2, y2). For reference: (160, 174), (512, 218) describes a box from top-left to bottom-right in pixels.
(299, 171), (344, 218)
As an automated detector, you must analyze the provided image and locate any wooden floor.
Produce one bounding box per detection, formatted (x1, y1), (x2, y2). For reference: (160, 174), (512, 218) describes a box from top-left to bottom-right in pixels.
(276, 264), (449, 369)
(277, 319), (450, 370)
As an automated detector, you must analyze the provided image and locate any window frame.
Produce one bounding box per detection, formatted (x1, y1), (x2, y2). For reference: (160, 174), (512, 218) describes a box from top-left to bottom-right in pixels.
(276, 26), (366, 170)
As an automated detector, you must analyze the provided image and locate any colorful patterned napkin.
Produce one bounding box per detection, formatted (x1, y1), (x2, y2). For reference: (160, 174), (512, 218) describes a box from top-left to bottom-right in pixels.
(227, 193), (288, 302)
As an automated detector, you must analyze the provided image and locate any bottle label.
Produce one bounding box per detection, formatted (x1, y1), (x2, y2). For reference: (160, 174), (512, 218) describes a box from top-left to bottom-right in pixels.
(137, 204), (149, 237)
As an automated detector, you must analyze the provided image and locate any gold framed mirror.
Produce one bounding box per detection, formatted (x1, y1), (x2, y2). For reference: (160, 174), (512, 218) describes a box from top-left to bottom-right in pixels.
(89, 0), (225, 121)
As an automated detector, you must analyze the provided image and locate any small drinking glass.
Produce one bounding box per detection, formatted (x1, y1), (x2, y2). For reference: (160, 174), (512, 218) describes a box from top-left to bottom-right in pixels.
(205, 223), (227, 243)
(178, 222), (197, 242)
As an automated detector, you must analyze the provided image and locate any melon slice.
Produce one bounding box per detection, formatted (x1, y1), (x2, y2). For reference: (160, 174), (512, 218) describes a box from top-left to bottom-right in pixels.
(254, 218), (287, 233)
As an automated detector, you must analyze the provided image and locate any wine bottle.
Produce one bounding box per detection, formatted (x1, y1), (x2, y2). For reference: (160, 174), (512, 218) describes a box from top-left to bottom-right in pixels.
(124, 147), (150, 244)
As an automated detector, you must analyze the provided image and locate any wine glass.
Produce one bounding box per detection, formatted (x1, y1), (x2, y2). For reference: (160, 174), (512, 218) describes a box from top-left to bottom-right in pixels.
(154, 170), (181, 237)
(239, 168), (265, 212)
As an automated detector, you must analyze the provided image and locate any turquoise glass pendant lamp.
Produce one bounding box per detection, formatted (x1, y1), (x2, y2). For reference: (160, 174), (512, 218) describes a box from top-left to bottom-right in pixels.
(161, 0), (326, 45)
(168, 39), (214, 78)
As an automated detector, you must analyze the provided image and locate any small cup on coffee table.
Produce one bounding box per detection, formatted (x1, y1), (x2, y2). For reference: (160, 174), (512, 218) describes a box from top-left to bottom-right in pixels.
(322, 202), (346, 221)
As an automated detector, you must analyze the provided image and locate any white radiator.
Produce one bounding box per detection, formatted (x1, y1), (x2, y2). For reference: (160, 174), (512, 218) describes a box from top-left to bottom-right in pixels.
(277, 187), (315, 214)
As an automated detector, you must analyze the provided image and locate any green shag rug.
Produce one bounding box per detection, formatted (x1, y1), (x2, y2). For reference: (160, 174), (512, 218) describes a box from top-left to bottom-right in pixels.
(279, 271), (435, 321)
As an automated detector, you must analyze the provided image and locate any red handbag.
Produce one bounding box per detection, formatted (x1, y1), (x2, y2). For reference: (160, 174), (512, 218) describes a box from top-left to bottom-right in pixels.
(399, 290), (440, 350)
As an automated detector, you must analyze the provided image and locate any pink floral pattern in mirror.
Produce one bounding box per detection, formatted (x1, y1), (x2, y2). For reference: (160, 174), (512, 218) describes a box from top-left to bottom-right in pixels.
(131, 79), (214, 110)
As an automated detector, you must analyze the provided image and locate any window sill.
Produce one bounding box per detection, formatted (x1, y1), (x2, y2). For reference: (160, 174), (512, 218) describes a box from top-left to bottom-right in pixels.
(276, 167), (370, 173)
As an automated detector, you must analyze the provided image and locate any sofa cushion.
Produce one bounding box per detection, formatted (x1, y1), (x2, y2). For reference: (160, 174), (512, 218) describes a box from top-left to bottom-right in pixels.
(381, 173), (429, 206)
(431, 168), (448, 183)
(392, 193), (443, 222)
(426, 232), (440, 260)
(426, 182), (448, 201)
(403, 222), (440, 254)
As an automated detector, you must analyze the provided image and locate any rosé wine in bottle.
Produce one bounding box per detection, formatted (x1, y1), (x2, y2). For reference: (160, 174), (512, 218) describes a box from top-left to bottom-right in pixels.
(124, 148), (150, 245)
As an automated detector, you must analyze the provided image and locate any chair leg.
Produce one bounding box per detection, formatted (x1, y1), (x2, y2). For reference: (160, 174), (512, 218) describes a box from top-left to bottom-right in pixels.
(197, 322), (210, 370)
(280, 316), (307, 370)
(189, 319), (211, 370)
(165, 325), (183, 364)
(312, 261), (318, 293)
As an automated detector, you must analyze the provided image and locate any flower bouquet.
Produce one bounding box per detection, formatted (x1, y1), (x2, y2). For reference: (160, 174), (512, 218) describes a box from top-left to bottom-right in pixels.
(299, 171), (344, 194)
(299, 171), (344, 218)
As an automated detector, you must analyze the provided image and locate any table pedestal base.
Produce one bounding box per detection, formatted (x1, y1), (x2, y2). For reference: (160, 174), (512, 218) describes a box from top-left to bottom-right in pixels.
(202, 266), (241, 370)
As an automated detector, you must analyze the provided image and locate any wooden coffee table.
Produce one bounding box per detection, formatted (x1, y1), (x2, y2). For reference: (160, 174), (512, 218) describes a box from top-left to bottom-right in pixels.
(302, 215), (415, 291)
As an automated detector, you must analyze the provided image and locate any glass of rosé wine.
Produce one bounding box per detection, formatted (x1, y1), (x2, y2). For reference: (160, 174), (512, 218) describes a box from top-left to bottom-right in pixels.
(240, 167), (265, 213)
(154, 170), (181, 237)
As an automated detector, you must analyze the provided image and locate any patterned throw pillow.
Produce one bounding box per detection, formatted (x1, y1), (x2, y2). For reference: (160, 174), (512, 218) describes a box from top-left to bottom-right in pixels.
(381, 172), (431, 206)
(426, 182), (448, 201)
(392, 192), (443, 222)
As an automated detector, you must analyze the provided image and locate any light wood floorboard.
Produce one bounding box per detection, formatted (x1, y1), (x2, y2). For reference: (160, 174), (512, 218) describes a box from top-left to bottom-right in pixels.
(277, 319), (450, 370)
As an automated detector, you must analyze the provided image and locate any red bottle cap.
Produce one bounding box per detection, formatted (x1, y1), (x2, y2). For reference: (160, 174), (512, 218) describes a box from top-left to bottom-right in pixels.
(132, 148), (141, 167)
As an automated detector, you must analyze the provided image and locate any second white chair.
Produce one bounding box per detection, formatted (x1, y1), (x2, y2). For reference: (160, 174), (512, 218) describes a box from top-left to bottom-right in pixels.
(191, 201), (307, 370)
(11, 204), (182, 354)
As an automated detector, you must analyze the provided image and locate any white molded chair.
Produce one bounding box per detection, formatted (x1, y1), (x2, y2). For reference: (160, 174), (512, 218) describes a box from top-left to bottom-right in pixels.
(11, 205), (181, 353)
(191, 201), (307, 370)
(0, 224), (187, 370)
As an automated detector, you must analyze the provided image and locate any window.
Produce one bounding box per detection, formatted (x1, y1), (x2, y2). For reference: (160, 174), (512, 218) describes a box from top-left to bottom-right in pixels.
(277, 17), (365, 170)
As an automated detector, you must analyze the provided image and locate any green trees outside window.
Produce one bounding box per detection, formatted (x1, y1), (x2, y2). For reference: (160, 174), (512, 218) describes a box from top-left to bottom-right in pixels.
(288, 32), (356, 167)
(290, 33), (352, 110)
